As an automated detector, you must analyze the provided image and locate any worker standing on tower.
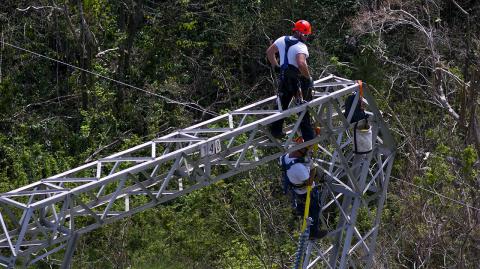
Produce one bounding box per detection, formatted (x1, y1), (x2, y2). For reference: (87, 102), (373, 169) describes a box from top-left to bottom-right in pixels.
(266, 19), (315, 141)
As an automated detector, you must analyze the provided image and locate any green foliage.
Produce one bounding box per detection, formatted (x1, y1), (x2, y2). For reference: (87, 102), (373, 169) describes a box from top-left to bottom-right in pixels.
(83, 0), (104, 16)
(0, 134), (75, 192)
(220, 239), (265, 268)
(329, 56), (353, 77)
(418, 144), (454, 186)
(461, 145), (477, 177)
(0, 79), (17, 116)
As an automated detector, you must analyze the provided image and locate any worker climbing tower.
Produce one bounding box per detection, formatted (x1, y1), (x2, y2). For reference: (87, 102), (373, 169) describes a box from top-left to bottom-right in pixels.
(0, 75), (394, 268)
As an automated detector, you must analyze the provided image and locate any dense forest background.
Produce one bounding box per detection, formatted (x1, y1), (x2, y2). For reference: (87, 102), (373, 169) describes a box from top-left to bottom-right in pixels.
(0, 0), (479, 268)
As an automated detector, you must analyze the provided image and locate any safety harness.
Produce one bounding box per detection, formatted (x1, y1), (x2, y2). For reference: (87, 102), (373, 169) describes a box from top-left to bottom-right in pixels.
(279, 36), (301, 81)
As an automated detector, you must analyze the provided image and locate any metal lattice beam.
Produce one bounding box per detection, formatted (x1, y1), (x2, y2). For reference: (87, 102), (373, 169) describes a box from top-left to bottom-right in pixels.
(0, 75), (395, 268)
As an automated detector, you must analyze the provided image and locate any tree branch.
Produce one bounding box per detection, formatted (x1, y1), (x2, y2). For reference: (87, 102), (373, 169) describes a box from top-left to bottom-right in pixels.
(17, 6), (62, 12)
(96, 47), (119, 58)
(450, 0), (469, 16)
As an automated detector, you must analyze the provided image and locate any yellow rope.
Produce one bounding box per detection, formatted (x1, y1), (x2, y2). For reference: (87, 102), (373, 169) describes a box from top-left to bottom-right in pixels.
(301, 184), (312, 231)
(301, 138), (319, 231)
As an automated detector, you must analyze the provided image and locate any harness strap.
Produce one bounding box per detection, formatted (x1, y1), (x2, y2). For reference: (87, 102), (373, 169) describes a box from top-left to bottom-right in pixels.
(280, 36), (301, 80)
(281, 36), (299, 69)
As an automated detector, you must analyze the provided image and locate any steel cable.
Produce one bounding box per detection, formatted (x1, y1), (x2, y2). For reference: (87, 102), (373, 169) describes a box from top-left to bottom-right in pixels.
(0, 40), (219, 117)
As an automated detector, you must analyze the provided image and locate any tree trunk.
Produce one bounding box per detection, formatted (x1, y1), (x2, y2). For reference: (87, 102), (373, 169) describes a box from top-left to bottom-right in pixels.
(459, 16), (471, 135)
(77, 0), (88, 110)
(115, 0), (144, 116)
(467, 67), (480, 158)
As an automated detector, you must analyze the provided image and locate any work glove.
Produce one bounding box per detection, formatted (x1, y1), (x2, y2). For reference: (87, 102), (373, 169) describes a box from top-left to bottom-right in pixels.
(300, 76), (314, 89)
(300, 76), (314, 101)
(295, 97), (307, 106)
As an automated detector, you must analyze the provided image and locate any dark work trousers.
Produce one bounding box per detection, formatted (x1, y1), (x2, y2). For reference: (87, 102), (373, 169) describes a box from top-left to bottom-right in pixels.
(295, 186), (321, 238)
(270, 68), (315, 141)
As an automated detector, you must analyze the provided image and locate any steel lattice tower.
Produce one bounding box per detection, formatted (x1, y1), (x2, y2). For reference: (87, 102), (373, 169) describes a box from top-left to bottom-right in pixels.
(0, 75), (395, 268)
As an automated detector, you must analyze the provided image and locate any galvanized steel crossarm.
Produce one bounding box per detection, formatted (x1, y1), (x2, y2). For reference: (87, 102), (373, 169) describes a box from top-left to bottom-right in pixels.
(26, 87), (357, 199)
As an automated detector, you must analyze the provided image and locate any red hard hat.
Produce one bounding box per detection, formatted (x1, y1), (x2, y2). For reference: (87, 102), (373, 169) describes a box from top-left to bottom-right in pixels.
(292, 20), (312, 35)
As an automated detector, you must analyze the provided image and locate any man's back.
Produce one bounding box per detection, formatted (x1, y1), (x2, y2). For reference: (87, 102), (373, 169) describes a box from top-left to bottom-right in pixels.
(274, 36), (309, 69)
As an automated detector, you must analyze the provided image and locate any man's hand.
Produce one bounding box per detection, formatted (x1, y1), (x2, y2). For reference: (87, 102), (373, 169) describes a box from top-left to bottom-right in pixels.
(300, 76), (314, 101)
(301, 76), (314, 89)
(295, 97), (307, 106)
(308, 76), (314, 88)
(306, 177), (314, 186)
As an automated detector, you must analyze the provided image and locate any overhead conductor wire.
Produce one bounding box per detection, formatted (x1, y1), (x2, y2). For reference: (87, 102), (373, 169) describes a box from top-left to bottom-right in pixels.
(0, 40), (219, 117)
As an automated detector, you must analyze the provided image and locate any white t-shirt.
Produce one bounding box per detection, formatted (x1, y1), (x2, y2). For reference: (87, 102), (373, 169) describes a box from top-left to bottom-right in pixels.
(274, 36), (309, 68)
(282, 154), (314, 194)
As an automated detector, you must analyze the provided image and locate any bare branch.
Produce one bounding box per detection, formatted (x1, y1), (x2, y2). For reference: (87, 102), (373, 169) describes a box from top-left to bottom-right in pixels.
(436, 67), (469, 87)
(96, 47), (119, 58)
(354, 5), (463, 122)
(450, 0), (469, 15)
(0, 32), (3, 83)
(436, 90), (460, 120)
(16, 6), (62, 12)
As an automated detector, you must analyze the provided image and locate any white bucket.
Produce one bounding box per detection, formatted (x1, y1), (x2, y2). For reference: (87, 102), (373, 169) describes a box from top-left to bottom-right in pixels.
(354, 124), (372, 154)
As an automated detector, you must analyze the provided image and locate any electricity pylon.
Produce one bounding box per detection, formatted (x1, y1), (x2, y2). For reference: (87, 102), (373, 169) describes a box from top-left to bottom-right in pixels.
(0, 75), (394, 268)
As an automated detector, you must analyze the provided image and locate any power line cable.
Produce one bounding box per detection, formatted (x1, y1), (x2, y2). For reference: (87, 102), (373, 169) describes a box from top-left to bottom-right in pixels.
(391, 176), (480, 212)
(0, 40), (219, 117)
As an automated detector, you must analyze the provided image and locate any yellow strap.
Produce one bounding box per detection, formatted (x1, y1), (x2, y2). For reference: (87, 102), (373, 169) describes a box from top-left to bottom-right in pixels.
(301, 184), (312, 231)
(301, 140), (319, 231)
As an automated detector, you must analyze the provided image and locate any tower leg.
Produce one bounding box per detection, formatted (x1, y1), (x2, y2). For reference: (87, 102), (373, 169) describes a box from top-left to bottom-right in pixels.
(302, 242), (313, 269)
(61, 232), (79, 269)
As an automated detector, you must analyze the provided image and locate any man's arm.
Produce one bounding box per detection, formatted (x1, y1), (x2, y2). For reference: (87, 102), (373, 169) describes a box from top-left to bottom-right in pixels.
(266, 43), (279, 68)
(304, 168), (314, 186)
(297, 53), (313, 98)
(296, 53), (310, 78)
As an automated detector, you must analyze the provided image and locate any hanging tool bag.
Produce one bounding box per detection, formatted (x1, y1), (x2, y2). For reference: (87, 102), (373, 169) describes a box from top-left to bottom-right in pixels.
(353, 120), (373, 154)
